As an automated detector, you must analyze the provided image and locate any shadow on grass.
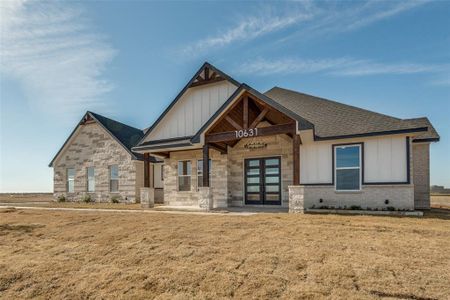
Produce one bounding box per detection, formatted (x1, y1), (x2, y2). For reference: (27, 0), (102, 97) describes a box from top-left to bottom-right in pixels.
(422, 208), (450, 220)
(0, 223), (45, 235)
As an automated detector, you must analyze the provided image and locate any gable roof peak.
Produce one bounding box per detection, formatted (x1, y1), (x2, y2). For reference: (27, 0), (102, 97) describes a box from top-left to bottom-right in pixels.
(49, 111), (150, 167)
(136, 61), (241, 145)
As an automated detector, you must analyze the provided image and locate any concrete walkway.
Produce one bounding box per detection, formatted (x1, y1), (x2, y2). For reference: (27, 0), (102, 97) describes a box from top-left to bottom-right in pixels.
(1, 205), (257, 216)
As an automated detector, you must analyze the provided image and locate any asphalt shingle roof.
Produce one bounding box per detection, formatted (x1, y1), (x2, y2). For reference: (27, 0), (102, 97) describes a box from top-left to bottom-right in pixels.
(49, 111), (160, 166)
(403, 117), (440, 142)
(89, 112), (145, 152)
(264, 87), (436, 140)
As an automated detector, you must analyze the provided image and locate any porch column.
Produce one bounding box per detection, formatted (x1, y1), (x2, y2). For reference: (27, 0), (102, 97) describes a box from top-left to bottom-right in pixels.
(144, 153), (150, 187)
(203, 144), (210, 187)
(293, 134), (300, 185)
(141, 153), (154, 208)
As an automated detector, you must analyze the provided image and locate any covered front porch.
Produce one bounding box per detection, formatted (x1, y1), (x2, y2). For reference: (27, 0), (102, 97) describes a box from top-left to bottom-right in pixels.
(138, 88), (306, 211)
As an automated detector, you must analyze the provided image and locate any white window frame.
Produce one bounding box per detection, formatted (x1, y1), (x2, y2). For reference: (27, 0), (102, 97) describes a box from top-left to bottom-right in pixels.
(197, 159), (212, 190)
(109, 165), (119, 193)
(177, 160), (192, 192)
(334, 144), (362, 192)
(87, 167), (95, 192)
(67, 168), (75, 193)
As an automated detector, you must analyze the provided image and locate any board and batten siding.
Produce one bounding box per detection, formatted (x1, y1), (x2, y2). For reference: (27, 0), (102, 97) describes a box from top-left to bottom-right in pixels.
(300, 142), (332, 184)
(300, 135), (408, 184)
(364, 136), (407, 183)
(153, 163), (164, 189)
(145, 81), (238, 141)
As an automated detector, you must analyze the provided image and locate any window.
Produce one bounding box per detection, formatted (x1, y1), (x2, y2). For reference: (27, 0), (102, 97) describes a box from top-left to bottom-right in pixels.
(178, 161), (191, 191)
(335, 144), (361, 191)
(161, 165), (164, 181)
(87, 167), (95, 192)
(197, 159), (212, 189)
(110, 165), (119, 192)
(67, 168), (75, 193)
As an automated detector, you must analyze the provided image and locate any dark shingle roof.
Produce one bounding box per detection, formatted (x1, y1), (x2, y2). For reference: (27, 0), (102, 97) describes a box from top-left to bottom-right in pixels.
(49, 111), (159, 167)
(404, 117), (440, 142)
(264, 87), (433, 140)
(89, 112), (145, 152)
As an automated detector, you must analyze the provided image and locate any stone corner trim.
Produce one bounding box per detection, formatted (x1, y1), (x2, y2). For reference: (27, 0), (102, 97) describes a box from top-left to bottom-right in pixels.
(140, 187), (154, 208)
(289, 185), (305, 213)
(198, 187), (213, 211)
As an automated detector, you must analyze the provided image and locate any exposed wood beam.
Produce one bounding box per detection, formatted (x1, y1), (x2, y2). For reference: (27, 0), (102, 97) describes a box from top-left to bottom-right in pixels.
(243, 96), (248, 129)
(205, 92), (248, 135)
(225, 116), (243, 130)
(209, 71), (217, 79)
(190, 77), (225, 87)
(293, 135), (300, 185)
(206, 122), (296, 143)
(250, 107), (269, 128)
(203, 144), (210, 187)
(209, 143), (227, 154)
(153, 152), (169, 158)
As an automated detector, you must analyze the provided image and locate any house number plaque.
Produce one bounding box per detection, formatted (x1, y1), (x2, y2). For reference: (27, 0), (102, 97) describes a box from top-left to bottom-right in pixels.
(235, 128), (258, 139)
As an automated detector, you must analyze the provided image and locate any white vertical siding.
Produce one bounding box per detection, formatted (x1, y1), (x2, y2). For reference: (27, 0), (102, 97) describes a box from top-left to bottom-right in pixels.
(300, 142), (333, 184)
(145, 81), (237, 141)
(364, 136), (407, 183)
(153, 163), (164, 188)
(299, 135), (407, 184)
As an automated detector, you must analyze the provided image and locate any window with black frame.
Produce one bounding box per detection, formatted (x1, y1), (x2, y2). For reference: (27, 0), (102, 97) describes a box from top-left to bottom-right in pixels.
(334, 145), (361, 191)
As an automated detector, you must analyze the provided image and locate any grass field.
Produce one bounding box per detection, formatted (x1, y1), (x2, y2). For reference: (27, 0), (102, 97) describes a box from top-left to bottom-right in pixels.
(431, 194), (450, 209)
(0, 208), (449, 299)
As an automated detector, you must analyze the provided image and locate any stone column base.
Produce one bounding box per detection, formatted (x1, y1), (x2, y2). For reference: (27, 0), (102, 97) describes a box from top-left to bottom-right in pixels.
(289, 185), (305, 213)
(198, 187), (213, 211)
(140, 187), (155, 208)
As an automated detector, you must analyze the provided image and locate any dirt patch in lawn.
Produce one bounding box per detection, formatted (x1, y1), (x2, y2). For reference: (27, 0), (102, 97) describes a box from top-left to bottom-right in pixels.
(0, 210), (449, 299)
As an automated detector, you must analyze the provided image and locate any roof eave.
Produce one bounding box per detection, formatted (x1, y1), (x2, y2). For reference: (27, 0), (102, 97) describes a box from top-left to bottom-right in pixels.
(413, 137), (440, 143)
(313, 127), (429, 141)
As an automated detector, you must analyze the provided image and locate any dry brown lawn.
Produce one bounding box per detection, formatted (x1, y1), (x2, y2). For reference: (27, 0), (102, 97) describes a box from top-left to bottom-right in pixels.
(431, 195), (450, 209)
(0, 208), (449, 300)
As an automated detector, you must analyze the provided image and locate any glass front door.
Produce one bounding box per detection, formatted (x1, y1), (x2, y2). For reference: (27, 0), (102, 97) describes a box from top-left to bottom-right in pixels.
(244, 157), (281, 205)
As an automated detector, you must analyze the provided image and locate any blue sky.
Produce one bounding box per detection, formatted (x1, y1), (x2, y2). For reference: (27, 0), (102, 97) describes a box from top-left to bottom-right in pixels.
(0, 0), (449, 192)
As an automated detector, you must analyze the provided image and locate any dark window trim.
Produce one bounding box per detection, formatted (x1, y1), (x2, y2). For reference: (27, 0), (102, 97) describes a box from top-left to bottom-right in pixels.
(332, 142), (363, 191)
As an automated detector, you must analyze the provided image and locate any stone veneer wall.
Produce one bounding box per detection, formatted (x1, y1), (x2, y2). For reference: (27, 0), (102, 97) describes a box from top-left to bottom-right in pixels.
(412, 143), (430, 209)
(53, 122), (141, 203)
(163, 149), (228, 208)
(227, 134), (293, 207)
(299, 185), (415, 210)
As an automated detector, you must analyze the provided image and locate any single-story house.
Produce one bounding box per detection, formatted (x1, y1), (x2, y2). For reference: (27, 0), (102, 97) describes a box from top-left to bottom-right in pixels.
(49, 112), (164, 203)
(50, 62), (439, 212)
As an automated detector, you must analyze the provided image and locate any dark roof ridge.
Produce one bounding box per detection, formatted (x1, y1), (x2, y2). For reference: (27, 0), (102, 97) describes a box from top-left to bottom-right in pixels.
(265, 86), (403, 122)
